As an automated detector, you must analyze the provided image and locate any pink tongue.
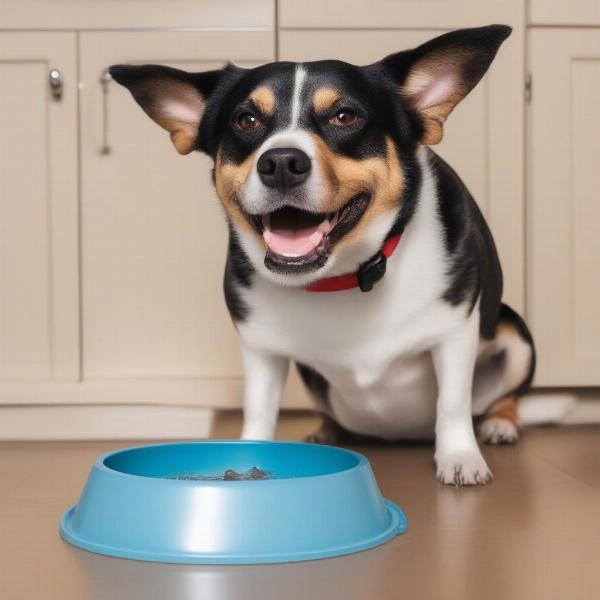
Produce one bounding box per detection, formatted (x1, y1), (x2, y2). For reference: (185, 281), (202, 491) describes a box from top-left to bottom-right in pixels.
(264, 223), (324, 257)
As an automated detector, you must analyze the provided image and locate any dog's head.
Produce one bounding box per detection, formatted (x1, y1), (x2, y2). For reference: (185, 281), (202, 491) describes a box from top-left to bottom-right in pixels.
(110, 25), (510, 287)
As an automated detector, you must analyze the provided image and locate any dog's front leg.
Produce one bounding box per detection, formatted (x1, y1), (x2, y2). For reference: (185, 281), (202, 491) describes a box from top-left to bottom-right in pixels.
(240, 345), (289, 440)
(432, 310), (492, 485)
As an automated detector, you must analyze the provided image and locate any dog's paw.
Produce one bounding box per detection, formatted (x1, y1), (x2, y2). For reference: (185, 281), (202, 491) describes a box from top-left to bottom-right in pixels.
(436, 450), (493, 486)
(479, 417), (519, 445)
(304, 431), (328, 444)
(305, 420), (344, 445)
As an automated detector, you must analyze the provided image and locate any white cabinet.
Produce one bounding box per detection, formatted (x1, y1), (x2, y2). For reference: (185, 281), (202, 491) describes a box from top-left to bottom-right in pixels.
(528, 29), (600, 385)
(0, 32), (79, 381)
(0, 18), (277, 424)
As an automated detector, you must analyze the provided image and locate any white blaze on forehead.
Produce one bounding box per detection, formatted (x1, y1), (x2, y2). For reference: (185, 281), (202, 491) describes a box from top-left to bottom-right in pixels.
(256, 129), (316, 158)
(290, 64), (307, 129)
(235, 64), (325, 217)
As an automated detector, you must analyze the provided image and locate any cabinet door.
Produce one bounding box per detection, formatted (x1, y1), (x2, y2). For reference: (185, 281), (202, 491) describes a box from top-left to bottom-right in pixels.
(528, 29), (600, 385)
(80, 32), (273, 388)
(280, 29), (525, 313)
(0, 32), (79, 381)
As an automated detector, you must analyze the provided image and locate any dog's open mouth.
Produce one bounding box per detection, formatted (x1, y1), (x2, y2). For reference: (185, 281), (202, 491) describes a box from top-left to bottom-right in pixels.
(251, 193), (370, 274)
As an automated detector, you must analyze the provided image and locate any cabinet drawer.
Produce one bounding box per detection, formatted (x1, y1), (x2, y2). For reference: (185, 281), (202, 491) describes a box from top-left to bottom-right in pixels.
(0, 0), (273, 30)
(279, 0), (524, 29)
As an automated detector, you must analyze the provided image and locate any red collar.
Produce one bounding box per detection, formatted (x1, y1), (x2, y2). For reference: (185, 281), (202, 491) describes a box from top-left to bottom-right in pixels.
(306, 234), (402, 293)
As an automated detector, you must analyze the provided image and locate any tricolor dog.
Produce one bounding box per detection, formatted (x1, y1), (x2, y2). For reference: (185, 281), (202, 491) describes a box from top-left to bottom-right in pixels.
(111, 25), (535, 485)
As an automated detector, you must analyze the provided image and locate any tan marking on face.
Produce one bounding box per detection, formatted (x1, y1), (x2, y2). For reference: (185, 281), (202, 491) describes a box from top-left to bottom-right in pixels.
(310, 134), (405, 250)
(214, 148), (266, 246)
(312, 87), (341, 114)
(250, 86), (276, 116)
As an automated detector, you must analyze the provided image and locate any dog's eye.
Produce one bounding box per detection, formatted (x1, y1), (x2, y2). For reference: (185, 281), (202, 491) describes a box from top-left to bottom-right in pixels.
(330, 109), (358, 127)
(236, 112), (260, 130)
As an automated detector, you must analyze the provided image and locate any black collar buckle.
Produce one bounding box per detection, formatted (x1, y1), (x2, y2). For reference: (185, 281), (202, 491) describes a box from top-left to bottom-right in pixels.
(357, 251), (387, 292)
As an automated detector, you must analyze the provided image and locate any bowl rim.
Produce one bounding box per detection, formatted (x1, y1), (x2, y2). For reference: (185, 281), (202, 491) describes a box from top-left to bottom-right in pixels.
(95, 439), (370, 485)
(60, 499), (407, 564)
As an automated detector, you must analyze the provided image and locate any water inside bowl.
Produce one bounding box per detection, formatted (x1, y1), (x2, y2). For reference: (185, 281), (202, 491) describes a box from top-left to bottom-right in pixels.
(171, 466), (273, 481)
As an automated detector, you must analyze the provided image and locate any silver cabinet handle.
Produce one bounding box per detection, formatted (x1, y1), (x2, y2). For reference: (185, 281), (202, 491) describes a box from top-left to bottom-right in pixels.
(49, 69), (63, 100)
(100, 69), (112, 155)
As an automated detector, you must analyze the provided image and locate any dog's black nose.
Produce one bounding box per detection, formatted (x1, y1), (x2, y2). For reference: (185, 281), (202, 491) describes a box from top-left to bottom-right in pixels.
(257, 148), (311, 192)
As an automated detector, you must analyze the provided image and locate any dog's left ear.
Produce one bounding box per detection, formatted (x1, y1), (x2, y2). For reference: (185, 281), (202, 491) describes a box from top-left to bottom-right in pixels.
(109, 64), (225, 154)
(381, 25), (511, 145)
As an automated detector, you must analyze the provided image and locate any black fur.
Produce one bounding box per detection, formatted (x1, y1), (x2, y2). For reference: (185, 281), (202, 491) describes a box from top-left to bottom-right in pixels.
(223, 227), (254, 322)
(388, 151), (423, 239)
(296, 363), (330, 410)
(428, 151), (503, 338)
(497, 303), (537, 395)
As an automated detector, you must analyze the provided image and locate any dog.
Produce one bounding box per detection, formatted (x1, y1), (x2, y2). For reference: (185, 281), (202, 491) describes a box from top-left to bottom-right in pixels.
(110, 24), (535, 485)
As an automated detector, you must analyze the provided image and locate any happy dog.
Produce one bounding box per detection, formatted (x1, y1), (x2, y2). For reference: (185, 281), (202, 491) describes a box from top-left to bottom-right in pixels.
(111, 24), (535, 485)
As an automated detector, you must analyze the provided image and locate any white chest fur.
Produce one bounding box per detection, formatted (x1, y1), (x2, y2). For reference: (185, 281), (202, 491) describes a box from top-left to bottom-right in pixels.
(237, 150), (470, 439)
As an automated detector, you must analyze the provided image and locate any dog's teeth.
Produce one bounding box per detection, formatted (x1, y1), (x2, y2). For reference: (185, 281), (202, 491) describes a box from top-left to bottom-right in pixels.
(262, 214), (271, 228)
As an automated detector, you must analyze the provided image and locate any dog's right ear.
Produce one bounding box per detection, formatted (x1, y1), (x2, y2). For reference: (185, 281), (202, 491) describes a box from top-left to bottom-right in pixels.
(109, 64), (225, 154)
(379, 25), (511, 145)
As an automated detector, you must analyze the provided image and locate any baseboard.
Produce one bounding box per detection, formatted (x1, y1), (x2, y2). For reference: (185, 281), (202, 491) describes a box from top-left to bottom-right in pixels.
(0, 404), (215, 441)
(0, 367), (312, 409)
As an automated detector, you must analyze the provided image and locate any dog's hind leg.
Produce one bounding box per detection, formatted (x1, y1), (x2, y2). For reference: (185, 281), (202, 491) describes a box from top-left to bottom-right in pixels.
(306, 414), (359, 445)
(473, 303), (536, 445)
(305, 414), (386, 446)
(478, 395), (519, 444)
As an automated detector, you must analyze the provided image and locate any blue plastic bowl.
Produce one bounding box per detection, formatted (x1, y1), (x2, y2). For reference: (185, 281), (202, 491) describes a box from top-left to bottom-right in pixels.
(60, 440), (407, 564)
